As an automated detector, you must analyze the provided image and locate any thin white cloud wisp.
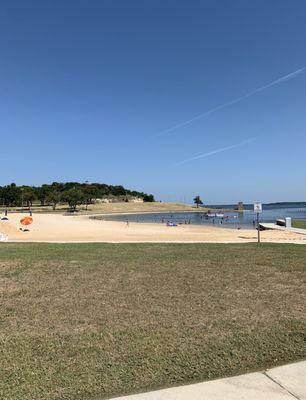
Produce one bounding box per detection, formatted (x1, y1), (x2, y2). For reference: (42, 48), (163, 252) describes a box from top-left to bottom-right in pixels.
(175, 138), (254, 166)
(156, 66), (306, 137)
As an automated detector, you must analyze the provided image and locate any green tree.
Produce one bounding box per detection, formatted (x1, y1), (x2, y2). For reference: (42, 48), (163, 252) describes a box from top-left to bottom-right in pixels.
(37, 184), (51, 206)
(143, 194), (155, 202)
(22, 186), (36, 208)
(0, 181), (155, 208)
(3, 183), (21, 207)
(83, 185), (99, 210)
(51, 182), (65, 193)
(110, 185), (126, 196)
(193, 195), (203, 208)
(61, 189), (85, 211)
(46, 192), (61, 210)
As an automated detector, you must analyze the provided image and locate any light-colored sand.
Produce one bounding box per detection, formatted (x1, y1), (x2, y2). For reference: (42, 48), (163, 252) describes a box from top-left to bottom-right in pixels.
(0, 213), (305, 244)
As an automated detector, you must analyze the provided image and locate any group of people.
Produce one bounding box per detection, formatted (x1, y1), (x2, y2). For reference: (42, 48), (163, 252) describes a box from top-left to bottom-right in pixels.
(201, 214), (230, 224)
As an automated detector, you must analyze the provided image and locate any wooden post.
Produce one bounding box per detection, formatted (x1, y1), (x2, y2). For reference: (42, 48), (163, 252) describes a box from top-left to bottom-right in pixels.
(257, 212), (260, 243)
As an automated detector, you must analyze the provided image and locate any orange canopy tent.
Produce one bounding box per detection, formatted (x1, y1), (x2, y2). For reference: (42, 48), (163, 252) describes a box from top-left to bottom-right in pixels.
(20, 216), (33, 226)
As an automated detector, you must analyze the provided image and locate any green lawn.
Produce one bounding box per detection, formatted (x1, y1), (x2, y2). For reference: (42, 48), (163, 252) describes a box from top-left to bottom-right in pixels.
(292, 219), (306, 229)
(0, 243), (305, 400)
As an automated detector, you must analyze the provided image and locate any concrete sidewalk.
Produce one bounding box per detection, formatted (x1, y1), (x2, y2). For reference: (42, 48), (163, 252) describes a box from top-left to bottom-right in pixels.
(110, 361), (306, 400)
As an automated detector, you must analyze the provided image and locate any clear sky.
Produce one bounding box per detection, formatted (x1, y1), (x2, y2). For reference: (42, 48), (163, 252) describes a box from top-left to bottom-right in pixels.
(1, 0), (305, 203)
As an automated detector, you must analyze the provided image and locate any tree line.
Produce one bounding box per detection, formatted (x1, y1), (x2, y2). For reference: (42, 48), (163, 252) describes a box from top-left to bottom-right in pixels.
(0, 182), (155, 210)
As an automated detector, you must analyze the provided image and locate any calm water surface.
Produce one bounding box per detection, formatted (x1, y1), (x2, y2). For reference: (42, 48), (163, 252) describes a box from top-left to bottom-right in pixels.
(101, 203), (306, 229)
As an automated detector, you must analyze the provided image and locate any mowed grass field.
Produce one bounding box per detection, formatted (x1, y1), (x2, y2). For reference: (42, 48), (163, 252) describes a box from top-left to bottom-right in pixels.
(293, 219), (306, 229)
(0, 243), (305, 400)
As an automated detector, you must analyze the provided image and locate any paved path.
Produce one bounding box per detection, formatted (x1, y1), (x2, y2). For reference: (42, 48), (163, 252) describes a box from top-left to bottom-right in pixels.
(110, 361), (306, 400)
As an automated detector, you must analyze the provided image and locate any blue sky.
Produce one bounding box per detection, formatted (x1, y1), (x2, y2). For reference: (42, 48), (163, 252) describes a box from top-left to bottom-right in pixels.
(0, 0), (305, 203)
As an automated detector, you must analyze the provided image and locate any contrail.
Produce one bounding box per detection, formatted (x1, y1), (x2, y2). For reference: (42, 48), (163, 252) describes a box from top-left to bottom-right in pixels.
(156, 66), (306, 137)
(175, 138), (254, 166)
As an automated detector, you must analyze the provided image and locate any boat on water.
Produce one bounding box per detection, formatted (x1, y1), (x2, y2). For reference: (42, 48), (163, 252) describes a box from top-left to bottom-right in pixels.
(207, 213), (224, 218)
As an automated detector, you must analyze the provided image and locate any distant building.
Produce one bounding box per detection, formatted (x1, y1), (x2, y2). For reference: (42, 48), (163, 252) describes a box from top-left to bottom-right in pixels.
(237, 202), (244, 211)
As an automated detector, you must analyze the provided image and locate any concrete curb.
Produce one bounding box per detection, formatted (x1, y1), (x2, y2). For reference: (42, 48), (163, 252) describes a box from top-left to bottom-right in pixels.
(110, 361), (306, 400)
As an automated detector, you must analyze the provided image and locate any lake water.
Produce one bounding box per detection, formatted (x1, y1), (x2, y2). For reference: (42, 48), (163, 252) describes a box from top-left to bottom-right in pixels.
(101, 203), (306, 229)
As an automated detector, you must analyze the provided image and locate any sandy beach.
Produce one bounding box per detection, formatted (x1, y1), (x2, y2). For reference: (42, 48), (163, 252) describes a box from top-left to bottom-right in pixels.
(0, 212), (305, 243)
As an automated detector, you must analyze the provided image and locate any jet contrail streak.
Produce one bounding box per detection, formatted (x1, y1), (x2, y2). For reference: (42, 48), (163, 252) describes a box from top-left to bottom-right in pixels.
(156, 66), (306, 137)
(175, 138), (254, 166)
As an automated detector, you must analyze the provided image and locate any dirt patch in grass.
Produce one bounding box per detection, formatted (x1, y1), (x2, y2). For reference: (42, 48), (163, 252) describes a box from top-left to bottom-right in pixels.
(0, 243), (305, 399)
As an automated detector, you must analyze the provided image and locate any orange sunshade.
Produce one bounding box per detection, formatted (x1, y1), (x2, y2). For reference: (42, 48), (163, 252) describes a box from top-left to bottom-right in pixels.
(20, 217), (33, 226)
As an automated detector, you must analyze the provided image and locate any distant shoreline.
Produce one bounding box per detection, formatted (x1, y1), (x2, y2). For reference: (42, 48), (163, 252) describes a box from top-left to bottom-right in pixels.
(264, 201), (306, 206)
(206, 202), (306, 208)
